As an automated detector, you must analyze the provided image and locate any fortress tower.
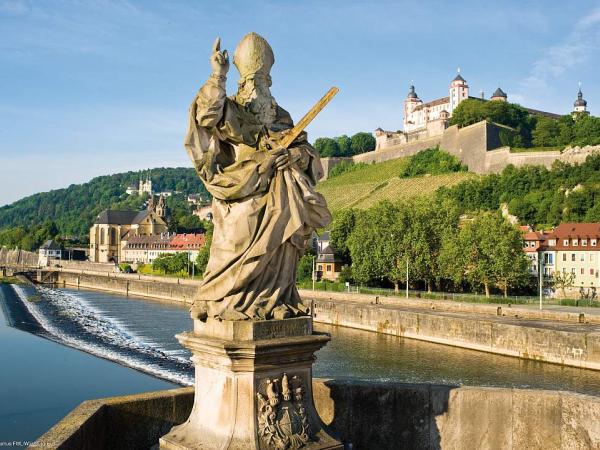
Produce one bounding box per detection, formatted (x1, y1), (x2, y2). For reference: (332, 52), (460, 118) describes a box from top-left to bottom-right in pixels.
(448, 69), (469, 113)
(403, 85), (423, 132)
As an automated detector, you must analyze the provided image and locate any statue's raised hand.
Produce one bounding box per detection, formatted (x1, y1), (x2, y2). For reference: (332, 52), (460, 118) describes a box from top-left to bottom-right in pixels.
(210, 37), (229, 77)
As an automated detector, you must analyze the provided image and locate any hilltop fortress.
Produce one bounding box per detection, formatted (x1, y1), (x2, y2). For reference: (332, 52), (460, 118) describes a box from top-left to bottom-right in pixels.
(321, 72), (595, 178)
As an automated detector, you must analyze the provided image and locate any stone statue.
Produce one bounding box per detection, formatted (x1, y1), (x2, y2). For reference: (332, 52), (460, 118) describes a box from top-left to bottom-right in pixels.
(185, 33), (332, 321)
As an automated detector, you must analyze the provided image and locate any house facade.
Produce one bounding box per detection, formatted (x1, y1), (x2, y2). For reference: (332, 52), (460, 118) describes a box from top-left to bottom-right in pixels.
(38, 240), (62, 266)
(523, 223), (600, 296)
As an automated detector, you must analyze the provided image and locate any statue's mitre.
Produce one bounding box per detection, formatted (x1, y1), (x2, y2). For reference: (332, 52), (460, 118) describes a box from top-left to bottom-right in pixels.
(233, 32), (274, 79)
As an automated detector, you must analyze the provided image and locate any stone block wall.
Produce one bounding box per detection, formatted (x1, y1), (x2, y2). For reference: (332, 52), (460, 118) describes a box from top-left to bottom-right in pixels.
(36, 380), (600, 450)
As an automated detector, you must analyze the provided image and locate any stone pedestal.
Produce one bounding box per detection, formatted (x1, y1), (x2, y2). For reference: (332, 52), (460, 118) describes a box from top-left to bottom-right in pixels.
(160, 317), (343, 450)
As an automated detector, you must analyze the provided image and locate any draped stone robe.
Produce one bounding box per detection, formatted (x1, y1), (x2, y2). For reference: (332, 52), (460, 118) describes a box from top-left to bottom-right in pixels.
(185, 75), (331, 320)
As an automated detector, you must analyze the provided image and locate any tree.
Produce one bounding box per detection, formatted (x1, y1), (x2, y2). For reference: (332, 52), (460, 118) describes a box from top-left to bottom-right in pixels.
(350, 132), (376, 155)
(313, 137), (340, 157)
(532, 116), (560, 147)
(553, 271), (575, 298)
(336, 135), (353, 157)
(296, 252), (314, 282)
(330, 209), (356, 264)
(440, 212), (528, 297)
(195, 223), (213, 276)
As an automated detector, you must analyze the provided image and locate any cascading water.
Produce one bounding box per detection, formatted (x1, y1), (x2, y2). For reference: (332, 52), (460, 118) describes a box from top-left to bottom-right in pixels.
(10, 283), (193, 385)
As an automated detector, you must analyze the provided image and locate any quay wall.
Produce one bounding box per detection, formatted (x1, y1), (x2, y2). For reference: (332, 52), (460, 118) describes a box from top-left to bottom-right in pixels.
(56, 271), (198, 305)
(35, 380), (600, 450)
(308, 296), (600, 371)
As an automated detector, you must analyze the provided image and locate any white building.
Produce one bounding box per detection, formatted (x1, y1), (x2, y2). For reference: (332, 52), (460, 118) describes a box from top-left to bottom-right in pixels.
(38, 240), (62, 266)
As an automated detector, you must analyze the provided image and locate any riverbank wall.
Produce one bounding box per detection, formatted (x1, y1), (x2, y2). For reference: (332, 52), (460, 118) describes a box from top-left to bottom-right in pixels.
(55, 271), (198, 304)
(308, 295), (600, 371)
(35, 380), (600, 450)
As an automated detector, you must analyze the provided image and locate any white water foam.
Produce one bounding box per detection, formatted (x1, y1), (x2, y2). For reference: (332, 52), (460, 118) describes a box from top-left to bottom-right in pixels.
(12, 284), (193, 386)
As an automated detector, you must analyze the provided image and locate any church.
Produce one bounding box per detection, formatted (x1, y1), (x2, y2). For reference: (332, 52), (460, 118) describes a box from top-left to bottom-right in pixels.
(89, 194), (169, 263)
(375, 71), (589, 149)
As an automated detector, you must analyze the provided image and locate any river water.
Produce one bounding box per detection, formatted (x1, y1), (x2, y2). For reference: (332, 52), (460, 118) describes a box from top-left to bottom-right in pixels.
(4, 283), (600, 445)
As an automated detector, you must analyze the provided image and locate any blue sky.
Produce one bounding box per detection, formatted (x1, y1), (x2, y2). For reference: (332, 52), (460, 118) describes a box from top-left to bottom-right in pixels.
(1, 0), (599, 206)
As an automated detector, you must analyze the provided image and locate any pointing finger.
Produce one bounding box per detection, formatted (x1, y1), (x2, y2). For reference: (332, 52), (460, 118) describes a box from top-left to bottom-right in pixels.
(212, 37), (221, 53)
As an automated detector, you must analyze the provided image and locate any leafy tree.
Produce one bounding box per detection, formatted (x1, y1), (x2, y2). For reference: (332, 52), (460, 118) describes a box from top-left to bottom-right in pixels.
(440, 212), (527, 297)
(313, 137), (340, 157)
(330, 209), (356, 264)
(532, 116), (560, 147)
(553, 271), (576, 298)
(399, 147), (466, 177)
(336, 135), (353, 157)
(152, 252), (191, 275)
(350, 132), (376, 155)
(296, 252), (315, 281)
(195, 223), (214, 276)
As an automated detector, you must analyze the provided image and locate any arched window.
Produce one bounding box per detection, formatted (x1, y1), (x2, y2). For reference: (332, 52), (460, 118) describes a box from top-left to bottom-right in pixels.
(100, 229), (105, 245)
(110, 228), (117, 245)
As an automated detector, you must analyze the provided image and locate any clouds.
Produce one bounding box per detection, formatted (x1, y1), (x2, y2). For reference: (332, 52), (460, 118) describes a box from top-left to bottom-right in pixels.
(521, 7), (600, 90)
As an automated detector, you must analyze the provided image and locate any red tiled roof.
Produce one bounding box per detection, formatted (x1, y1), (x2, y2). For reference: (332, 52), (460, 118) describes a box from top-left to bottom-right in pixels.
(169, 233), (206, 250)
(543, 223), (600, 250)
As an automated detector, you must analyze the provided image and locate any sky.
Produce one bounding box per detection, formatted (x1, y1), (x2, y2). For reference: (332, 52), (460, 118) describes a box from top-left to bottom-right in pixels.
(1, 0), (599, 206)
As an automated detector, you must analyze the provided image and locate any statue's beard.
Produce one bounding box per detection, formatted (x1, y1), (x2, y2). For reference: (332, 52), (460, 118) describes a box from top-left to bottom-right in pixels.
(236, 82), (277, 126)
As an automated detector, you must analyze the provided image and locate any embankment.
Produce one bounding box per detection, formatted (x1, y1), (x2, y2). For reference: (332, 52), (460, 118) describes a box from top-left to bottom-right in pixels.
(55, 271), (198, 304)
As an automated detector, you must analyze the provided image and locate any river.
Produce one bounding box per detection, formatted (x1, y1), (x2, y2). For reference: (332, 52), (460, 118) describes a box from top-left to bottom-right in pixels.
(3, 283), (600, 445)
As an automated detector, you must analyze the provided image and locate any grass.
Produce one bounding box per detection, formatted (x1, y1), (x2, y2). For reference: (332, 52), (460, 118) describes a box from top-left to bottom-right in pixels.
(317, 158), (475, 212)
(510, 146), (564, 153)
(0, 276), (20, 284)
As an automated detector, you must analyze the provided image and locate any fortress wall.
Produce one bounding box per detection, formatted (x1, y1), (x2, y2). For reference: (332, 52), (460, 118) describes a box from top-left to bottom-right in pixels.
(352, 135), (442, 165)
(440, 122), (490, 172)
(318, 156), (351, 181)
(36, 381), (600, 450)
(484, 148), (562, 173)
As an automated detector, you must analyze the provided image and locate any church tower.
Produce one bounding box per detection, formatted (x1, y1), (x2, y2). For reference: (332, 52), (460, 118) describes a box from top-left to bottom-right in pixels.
(572, 84), (589, 117)
(449, 69), (469, 113)
(155, 194), (169, 220)
(403, 85), (422, 132)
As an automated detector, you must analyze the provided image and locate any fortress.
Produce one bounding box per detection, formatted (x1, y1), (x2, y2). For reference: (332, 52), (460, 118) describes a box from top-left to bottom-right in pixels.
(374, 70), (587, 150)
(320, 72), (594, 178)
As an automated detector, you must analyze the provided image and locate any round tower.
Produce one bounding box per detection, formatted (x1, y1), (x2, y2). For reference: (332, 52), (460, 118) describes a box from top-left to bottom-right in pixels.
(490, 87), (508, 102)
(403, 84), (422, 132)
(449, 69), (469, 113)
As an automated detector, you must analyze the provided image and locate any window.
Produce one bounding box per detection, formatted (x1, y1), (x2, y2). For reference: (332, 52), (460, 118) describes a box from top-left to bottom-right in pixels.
(591, 269), (595, 275)
(100, 229), (105, 245)
(326, 265), (332, 272)
(572, 253), (576, 262)
(564, 239), (569, 246)
(581, 254), (585, 262)
(548, 239), (556, 246)
(592, 239), (597, 246)
(582, 239), (588, 246)
(581, 268), (585, 275)
(572, 268), (576, 274)
(563, 254), (567, 262)
(573, 239), (579, 246)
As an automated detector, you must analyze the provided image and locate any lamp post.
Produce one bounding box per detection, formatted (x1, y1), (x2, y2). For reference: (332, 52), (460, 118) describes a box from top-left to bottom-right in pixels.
(539, 254), (543, 310)
(312, 256), (316, 291)
(406, 257), (409, 299)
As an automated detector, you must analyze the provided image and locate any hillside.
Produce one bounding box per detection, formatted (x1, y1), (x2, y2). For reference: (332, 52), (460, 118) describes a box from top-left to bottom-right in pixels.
(317, 158), (476, 212)
(0, 167), (209, 238)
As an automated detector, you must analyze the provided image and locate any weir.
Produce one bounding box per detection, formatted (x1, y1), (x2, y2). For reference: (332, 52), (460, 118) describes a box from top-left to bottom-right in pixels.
(39, 268), (600, 372)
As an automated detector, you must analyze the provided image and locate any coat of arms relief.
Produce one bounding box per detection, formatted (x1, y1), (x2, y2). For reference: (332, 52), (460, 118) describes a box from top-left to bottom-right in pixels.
(257, 373), (311, 449)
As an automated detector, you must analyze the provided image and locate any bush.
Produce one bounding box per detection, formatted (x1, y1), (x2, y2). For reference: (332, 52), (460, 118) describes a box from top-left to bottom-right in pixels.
(399, 147), (467, 178)
(328, 161), (368, 178)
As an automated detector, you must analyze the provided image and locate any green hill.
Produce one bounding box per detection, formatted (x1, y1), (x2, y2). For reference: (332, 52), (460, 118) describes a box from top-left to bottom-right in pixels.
(317, 157), (476, 212)
(0, 167), (209, 239)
